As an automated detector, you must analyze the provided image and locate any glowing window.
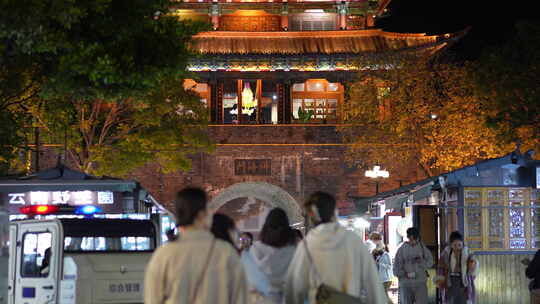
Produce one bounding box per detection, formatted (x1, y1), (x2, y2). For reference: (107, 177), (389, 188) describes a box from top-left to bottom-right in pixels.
(307, 81), (324, 92)
(328, 83), (339, 91)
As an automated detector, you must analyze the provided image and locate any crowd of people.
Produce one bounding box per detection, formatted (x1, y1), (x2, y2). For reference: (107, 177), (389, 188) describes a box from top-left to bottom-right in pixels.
(144, 187), (481, 304)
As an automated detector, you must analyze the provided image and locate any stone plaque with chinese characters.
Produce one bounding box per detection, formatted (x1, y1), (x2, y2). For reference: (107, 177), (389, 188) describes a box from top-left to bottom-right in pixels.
(234, 159), (271, 176)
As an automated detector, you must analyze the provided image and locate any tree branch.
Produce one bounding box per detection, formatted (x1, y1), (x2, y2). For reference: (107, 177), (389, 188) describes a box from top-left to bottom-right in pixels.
(0, 81), (40, 110)
(98, 102), (120, 145)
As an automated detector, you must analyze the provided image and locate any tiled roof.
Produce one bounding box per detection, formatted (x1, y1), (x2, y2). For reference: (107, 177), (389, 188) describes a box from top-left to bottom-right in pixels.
(189, 29), (464, 55)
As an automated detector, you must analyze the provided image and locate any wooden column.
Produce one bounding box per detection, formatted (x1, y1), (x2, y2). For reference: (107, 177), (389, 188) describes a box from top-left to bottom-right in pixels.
(366, 14), (374, 28)
(211, 15), (219, 30)
(211, 3), (220, 30)
(277, 81), (292, 124)
(281, 4), (289, 30)
(211, 80), (224, 124)
(209, 80), (218, 124)
(338, 2), (347, 30)
(283, 82), (292, 124)
(339, 15), (347, 30)
(277, 83), (285, 124)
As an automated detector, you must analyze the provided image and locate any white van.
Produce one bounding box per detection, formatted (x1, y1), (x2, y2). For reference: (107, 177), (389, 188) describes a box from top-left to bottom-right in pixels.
(7, 217), (157, 304)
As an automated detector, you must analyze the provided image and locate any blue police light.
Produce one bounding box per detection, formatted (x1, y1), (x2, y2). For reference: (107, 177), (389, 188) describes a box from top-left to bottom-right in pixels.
(75, 205), (102, 215)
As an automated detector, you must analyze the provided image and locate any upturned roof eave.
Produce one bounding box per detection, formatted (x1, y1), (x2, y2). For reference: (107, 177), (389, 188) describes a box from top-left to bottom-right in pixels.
(192, 29), (431, 38)
(189, 28), (467, 56)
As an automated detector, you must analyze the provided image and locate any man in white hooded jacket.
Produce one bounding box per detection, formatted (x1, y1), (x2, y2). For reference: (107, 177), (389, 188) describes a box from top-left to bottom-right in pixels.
(284, 191), (387, 304)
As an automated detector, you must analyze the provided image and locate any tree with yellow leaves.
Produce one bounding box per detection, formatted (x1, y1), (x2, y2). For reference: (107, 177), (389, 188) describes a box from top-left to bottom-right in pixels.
(341, 55), (512, 177)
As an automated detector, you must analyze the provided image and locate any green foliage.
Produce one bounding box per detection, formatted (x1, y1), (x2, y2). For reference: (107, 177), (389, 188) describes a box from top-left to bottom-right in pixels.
(0, 50), (41, 174)
(0, 110), (23, 174)
(473, 20), (540, 153)
(1, 0), (213, 176)
(341, 55), (511, 177)
(297, 107), (314, 123)
(1, 0), (210, 101)
(34, 79), (213, 176)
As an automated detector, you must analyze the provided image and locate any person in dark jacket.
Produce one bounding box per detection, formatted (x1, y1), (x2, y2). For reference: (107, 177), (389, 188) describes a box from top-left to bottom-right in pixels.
(526, 249), (540, 304)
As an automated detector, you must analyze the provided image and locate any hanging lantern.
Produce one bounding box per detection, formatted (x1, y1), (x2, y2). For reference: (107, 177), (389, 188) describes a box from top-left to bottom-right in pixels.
(241, 82), (257, 115)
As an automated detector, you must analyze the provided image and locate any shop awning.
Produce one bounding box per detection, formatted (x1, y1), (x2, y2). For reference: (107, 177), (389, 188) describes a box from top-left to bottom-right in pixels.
(0, 180), (139, 193)
(352, 177), (438, 212)
(385, 194), (408, 210)
(0, 166), (139, 193)
(412, 182), (434, 202)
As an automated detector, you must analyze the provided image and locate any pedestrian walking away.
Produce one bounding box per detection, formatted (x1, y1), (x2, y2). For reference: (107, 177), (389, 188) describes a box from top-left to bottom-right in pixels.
(211, 213), (240, 253)
(241, 207), (297, 304)
(144, 187), (247, 304)
(393, 227), (434, 304)
(436, 231), (479, 304)
(284, 191), (387, 304)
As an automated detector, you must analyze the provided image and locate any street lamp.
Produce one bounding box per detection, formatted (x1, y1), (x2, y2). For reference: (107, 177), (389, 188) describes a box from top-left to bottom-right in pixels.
(365, 165), (389, 194)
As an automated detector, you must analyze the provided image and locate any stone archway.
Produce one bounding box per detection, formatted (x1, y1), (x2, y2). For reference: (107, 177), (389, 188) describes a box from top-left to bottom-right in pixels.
(209, 182), (303, 224)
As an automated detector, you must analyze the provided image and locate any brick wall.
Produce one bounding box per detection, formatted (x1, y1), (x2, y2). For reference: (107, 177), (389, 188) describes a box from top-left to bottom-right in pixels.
(36, 125), (423, 215)
(127, 125), (423, 214)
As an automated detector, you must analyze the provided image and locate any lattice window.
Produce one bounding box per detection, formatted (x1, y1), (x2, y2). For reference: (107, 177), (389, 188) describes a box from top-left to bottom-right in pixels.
(291, 79), (342, 123)
(220, 15), (281, 31)
(464, 187), (535, 251)
(290, 13), (337, 31)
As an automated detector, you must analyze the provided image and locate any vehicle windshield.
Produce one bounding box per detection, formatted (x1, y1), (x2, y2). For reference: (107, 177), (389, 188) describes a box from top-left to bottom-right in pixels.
(60, 219), (156, 252)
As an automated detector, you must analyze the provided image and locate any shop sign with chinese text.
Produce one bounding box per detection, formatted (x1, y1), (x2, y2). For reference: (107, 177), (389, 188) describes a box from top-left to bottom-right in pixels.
(3, 191), (121, 213)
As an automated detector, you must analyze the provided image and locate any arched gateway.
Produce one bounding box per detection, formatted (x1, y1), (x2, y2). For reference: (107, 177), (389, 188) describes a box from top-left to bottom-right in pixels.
(209, 182), (303, 225)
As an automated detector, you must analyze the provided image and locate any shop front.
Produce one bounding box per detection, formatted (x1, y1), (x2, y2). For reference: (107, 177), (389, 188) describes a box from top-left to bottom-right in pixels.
(357, 150), (540, 304)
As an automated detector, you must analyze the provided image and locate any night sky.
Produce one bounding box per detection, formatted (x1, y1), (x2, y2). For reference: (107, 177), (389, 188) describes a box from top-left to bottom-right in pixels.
(377, 0), (540, 60)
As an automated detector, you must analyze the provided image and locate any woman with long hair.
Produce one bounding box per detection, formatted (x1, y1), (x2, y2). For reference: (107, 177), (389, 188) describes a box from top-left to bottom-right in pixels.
(371, 236), (394, 304)
(242, 207), (297, 304)
(211, 213), (239, 252)
(436, 231), (479, 304)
